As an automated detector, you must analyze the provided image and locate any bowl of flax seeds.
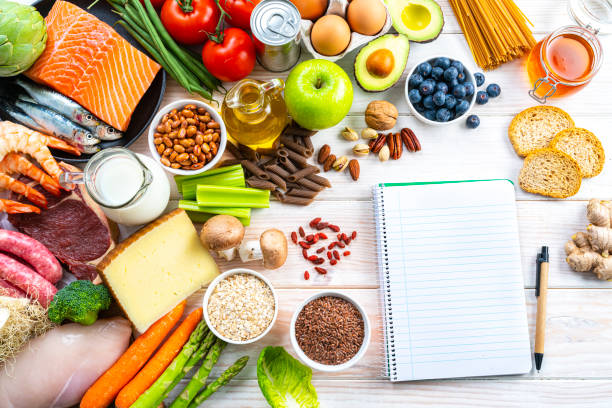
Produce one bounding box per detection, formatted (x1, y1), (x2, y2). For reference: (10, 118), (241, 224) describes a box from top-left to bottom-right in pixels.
(290, 291), (370, 372)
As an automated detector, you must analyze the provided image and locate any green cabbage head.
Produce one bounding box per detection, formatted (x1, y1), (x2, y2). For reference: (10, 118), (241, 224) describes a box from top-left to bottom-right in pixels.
(0, 0), (47, 76)
(257, 346), (320, 408)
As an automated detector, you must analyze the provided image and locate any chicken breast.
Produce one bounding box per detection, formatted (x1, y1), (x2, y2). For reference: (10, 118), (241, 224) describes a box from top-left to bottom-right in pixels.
(0, 317), (131, 408)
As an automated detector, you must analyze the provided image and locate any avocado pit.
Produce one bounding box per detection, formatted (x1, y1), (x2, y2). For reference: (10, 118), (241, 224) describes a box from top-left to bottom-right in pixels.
(366, 49), (395, 78)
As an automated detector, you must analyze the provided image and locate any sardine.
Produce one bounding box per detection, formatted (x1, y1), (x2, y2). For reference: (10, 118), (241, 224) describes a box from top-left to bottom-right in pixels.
(14, 77), (123, 141)
(12, 99), (101, 154)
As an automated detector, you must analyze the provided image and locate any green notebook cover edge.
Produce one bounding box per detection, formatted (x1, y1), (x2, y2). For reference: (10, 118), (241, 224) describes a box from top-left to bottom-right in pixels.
(378, 179), (515, 188)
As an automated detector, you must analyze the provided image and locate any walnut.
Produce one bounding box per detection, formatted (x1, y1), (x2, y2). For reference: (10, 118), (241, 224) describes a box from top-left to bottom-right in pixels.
(365, 101), (398, 131)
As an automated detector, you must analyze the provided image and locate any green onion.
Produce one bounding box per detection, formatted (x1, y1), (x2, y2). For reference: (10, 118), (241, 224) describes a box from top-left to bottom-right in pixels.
(196, 185), (270, 208)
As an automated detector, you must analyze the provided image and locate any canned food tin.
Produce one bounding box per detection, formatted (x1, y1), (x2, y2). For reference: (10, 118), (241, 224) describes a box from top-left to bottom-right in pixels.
(251, 0), (301, 72)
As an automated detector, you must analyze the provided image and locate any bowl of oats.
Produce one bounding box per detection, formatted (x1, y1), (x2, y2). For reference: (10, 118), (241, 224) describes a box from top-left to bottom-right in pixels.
(203, 268), (278, 345)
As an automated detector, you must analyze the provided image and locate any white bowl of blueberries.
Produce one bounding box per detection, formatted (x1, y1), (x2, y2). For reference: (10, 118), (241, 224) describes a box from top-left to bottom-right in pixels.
(405, 56), (501, 128)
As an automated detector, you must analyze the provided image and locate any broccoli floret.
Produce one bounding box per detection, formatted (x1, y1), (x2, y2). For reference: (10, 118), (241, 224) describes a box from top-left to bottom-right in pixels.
(48, 280), (112, 325)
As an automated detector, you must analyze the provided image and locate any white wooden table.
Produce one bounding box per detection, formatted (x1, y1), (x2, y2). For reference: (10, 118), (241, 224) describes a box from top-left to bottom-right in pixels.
(26, 0), (612, 405)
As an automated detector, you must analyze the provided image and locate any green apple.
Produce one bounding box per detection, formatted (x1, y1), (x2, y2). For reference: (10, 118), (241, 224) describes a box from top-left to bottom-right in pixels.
(284, 59), (353, 130)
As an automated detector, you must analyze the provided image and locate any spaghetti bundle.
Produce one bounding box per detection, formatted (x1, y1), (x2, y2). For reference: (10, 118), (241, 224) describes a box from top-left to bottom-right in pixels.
(449, 0), (536, 70)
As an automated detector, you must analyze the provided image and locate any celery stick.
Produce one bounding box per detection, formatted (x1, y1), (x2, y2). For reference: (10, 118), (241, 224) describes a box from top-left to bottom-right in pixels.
(196, 185), (270, 208)
(175, 164), (243, 192)
(180, 170), (245, 200)
(179, 201), (251, 218)
(186, 211), (250, 226)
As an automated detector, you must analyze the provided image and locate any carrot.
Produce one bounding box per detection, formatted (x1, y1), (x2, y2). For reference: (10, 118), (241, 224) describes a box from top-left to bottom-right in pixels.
(80, 300), (186, 408)
(115, 307), (203, 408)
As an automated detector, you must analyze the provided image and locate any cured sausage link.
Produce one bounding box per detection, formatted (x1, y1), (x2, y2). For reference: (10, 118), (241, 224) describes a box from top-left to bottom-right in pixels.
(0, 253), (57, 307)
(0, 229), (62, 283)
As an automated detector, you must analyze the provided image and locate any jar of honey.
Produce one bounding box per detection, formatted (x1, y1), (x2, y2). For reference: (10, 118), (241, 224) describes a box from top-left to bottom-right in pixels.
(527, 0), (611, 103)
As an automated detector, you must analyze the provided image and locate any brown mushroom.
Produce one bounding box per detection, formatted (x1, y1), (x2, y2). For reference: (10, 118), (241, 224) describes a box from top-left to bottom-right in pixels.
(199, 215), (244, 252)
(260, 229), (288, 269)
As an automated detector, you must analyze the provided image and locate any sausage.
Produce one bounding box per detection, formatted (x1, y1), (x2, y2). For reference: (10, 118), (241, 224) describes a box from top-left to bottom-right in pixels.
(0, 277), (26, 298)
(0, 229), (62, 283)
(0, 253), (57, 307)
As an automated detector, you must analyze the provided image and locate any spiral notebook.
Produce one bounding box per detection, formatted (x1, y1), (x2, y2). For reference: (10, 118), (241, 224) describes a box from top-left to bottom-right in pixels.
(374, 179), (532, 381)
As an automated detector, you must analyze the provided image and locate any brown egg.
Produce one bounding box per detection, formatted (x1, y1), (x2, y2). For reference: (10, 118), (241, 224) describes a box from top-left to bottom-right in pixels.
(347, 0), (387, 36)
(310, 15), (351, 56)
(290, 0), (328, 20)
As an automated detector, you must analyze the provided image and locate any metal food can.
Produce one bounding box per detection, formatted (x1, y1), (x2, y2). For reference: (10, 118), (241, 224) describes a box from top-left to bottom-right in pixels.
(250, 0), (302, 72)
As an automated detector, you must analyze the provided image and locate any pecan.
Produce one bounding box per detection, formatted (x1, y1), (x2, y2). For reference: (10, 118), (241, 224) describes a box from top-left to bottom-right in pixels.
(323, 154), (336, 172)
(369, 133), (387, 153)
(348, 159), (360, 181)
(401, 128), (421, 152)
(393, 133), (402, 159)
(318, 144), (331, 164)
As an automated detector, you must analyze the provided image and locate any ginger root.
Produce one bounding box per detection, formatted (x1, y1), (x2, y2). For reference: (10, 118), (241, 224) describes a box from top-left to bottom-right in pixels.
(565, 199), (612, 280)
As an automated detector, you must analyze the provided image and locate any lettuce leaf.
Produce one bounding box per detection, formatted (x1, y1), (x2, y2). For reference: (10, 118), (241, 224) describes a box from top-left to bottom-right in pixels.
(257, 346), (320, 408)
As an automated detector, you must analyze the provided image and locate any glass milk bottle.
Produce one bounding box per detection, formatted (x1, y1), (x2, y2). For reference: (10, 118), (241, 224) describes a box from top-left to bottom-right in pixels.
(60, 147), (170, 226)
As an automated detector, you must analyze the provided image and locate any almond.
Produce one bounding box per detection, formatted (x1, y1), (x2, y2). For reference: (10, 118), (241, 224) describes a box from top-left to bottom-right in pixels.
(318, 144), (331, 164)
(323, 154), (336, 172)
(348, 159), (360, 181)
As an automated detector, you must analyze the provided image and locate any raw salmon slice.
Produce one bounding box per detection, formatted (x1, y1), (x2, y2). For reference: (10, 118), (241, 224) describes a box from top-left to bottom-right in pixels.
(26, 1), (160, 131)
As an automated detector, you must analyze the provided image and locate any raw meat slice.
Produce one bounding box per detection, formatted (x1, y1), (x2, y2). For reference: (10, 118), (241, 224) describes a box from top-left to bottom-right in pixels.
(25, 1), (160, 131)
(0, 317), (132, 408)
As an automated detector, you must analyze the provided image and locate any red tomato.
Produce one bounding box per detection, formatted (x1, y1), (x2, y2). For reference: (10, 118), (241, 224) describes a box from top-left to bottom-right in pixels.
(219, 0), (261, 30)
(161, 0), (220, 45)
(202, 28), (256, 82)
(140, 0), (165, 9)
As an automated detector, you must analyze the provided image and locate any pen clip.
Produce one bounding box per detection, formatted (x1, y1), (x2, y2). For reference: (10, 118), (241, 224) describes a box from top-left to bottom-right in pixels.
(535, 246), (549, 297)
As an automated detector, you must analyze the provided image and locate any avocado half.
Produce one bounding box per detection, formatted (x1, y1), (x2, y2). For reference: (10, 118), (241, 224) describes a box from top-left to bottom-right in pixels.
(385, 0), (444, 43)
(354, 34), (410, 92)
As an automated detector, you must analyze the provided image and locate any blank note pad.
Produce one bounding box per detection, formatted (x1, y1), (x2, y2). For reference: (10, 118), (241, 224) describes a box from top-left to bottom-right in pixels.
(374, 180), (532, 381)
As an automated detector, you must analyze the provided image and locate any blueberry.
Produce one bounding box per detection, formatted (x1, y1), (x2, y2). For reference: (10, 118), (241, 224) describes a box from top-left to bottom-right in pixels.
(486, 83), (501, 97)
(423, 95), (435, 109)
(418, 80), (435, 96)
(474, 72), (485, 87)
(432, 91), (446, 106)
(452, 85), (466, 99)
(408, 89), (422, 104)
(415, 103), (426, 113)
(451, 60), (464, 73)
(423, 110), (437, 121)
(431, 67), (444, 81)
(444, 94), (457, 110)
(476, 91), (489, 105)
(435, 81), (448, 94)
(455, 99), (470, 116)
(466, 114), (480, 129)
(435, 108), (452, 122)
(409, 74), (424, 88)
(443, 67), (459, 81)
(433, 57), (451, 69)
(464, 82), (475, 96)
(448, 78), (459, 89)
(456, 72), (466, 83)
(417, 62), (432, 77)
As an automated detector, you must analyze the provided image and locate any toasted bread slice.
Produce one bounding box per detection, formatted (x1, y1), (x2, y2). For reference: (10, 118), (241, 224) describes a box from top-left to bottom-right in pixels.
(509, 106), (574, 157)
(550, 127), (605, 178)
(519, 148), (582, 198)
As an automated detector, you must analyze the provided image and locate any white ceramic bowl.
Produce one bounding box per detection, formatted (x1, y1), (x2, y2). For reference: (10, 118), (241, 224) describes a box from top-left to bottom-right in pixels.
(203, 268), (278, 345)
(404, 55), (477, 126)
(148, 99), (227, 176)
(290, 290), (371, 372)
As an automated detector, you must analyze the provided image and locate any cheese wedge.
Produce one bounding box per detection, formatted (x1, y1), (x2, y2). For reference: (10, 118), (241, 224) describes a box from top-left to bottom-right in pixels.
(98, 209), (218, 332)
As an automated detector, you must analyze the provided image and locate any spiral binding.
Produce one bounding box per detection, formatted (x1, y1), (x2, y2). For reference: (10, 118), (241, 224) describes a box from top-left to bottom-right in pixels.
(373, 185), (396, 381)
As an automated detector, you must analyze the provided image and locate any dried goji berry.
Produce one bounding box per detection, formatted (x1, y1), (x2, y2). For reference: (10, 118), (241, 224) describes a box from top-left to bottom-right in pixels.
(308, 255), (319, 262)
(309, 217), (321, 228)
(302, 249), (308, 259)
(314, 258), (325, 265)
(328, 224), (340, 232)
(291, 231), (297, 244)
(299, 241), (311, 249)
(318, 232), (328, 240)
(343, 251), (351, 256)
(304, 271), (310, 280)
(315, 266), (327, 274)
(327, 251), (333, 260)
(299, 226), (305, 237)
(337, 233), (343, 241)
(330, 259), (338, 266)
(305, 234), (314, 242)
(316, 247), (325, 254)
(316, 222), (329, 230)
(328, 242), (336, 250)
(337, 242), (345, 248)
(351, 231), (357, 240)
(333, 250), (340, 260)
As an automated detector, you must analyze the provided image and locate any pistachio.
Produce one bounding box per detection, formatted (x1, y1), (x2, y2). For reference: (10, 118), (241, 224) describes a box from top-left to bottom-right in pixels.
(332, 156), (349, 171)
(352, 143), (370, 156)
(341, 127), (359, 141)
(378, 145), (390, 162)
(361, 127), (378, 140)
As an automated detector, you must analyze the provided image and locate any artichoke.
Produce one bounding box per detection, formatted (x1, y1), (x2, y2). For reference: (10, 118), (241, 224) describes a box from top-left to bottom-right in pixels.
(0, 0), (47, 77)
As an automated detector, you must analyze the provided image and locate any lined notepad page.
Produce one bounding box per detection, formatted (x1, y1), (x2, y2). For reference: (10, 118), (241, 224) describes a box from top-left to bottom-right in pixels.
(374, 180), (532, 382)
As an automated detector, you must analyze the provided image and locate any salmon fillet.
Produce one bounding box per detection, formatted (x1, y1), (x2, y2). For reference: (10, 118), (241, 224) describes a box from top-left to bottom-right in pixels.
(26, 1), (160, 131)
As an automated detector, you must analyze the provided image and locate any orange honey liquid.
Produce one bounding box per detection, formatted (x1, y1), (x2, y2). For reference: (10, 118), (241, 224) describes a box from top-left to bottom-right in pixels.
(527, 33), (595, 98)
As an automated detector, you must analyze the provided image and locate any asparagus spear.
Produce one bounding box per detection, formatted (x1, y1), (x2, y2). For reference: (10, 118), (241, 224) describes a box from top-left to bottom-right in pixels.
(170, 338), (227, 408)
(187, 356), (250, 407)
(130, 322), (209, 408)
(152, 331), (217, 407)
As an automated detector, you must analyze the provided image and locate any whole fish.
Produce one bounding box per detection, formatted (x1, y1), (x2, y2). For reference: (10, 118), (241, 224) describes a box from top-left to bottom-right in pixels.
(12, 99), (100, 154)
(14, 77), (123, 141)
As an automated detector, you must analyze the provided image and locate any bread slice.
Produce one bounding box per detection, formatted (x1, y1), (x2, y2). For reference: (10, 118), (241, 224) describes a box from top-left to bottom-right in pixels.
(550, 127), (605, 178)
(509, 106), (574, 157)
(519, 148), (582, 198)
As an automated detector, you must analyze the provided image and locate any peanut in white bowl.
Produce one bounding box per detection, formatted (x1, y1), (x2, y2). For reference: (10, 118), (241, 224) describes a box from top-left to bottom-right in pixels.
(147, 99), (227, 176)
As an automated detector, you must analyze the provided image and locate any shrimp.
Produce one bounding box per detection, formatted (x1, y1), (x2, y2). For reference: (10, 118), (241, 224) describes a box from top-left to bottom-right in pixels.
(0, 174), (47, 208)
(0, 121), (81, 181)
(0, 153), (61, 196)
(0, 198), (40, 214)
